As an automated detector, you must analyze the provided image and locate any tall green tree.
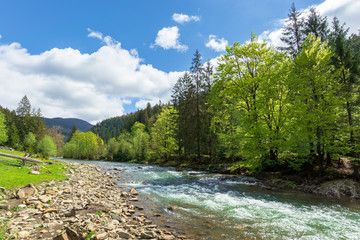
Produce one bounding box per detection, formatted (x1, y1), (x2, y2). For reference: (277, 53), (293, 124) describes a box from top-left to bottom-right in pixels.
(303, 7), (329, 42)
(328, 18), (360, 178)
(150, 106), (178, 159)
(172, 72), (196, 156)
(131, 122), (150, 161)
(280, 3), (305, 57)
(211, 33), (292, 171)
(0, 112), (8, 145)
(290, 34), (340, 171)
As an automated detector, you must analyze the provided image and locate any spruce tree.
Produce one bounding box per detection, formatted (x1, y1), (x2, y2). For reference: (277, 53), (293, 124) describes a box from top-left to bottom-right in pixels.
(303, 7), (329, 42)
(280, 3), (305, 57)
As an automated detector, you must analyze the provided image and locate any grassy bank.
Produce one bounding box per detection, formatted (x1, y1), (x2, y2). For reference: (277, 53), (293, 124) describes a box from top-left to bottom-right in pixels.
(0, 149), (69, 190)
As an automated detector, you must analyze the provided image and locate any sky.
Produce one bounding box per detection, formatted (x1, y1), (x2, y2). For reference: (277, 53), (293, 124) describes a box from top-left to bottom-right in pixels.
(0, 0), (359, 124)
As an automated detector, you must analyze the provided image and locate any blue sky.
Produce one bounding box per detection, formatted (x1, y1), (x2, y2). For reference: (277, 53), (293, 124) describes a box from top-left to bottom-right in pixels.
(0, 0), (359, 124)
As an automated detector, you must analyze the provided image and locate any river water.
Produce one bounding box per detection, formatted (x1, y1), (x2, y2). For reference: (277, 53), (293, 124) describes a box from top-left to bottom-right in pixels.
(62, 159), (360, 240)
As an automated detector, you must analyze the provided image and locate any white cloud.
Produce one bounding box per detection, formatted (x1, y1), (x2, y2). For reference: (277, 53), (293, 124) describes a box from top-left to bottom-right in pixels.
(0, 34), (2, 39)
(259, 0), (360, 47)
(0, 32), (184, 124)
(172, 13), (200, 24)
(205, 35), (228, 52)
(135, 99), (161, 109)
(152, 26), (188, 52)
(87, 28), (103, 40)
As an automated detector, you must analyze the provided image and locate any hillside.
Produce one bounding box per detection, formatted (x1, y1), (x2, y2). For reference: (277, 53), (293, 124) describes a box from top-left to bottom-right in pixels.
(44, 117), (93, 139)
(90, 103), (163, 142)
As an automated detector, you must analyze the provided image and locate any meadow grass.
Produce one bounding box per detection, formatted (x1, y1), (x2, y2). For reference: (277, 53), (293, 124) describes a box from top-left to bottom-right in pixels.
(0, 149), (69, 189)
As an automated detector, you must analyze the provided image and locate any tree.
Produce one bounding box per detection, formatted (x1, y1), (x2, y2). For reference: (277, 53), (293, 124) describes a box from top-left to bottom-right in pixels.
(210, 33), (292, 171)
(62, 131), (104, 159)
(151, 106), (178, 159)
(23, 132), (37, 154)
(37, 135), (57, 157)
(280, 3), (305, 57)
(0, 112), (8, 145)
(69, 124), (78, 142)
(303, 7), (329, 42)
(131, 122), (150, 161)
(172, 72), (196, 156)
(16, 95), (31, 117)
(172, 51), (214, 160)
(290, 34), (340, 171)
(7, 123), (19, 148)
(46, 126), (65, 155)
(15, 96), (46, 141)
(328, 18), (360, 178)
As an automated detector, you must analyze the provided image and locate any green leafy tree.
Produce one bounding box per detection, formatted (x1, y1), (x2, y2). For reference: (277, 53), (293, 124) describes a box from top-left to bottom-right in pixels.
(69, 124), (78, 142)
(289, 34), (340, 171)
(37, 135), (57, 157)
(7, 122), (19, 148)
(151, 106), (178, 159)
(23, 132), (37, 154)
(62, 131), (104, 159)
(210, 33), (292, 171)
(0, 112), (8, 145)
(328, 18), (360, 178)
(131, 122), (150, 161)
(104, 138), (120, 161)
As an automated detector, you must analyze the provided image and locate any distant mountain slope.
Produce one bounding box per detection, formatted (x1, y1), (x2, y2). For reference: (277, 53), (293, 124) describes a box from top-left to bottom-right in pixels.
(90, 103), (163, 143)
(44, 117), (93, 139)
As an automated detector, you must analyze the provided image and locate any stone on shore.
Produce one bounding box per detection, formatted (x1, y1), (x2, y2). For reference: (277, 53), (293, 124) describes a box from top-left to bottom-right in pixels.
(16, 183), (37, 199)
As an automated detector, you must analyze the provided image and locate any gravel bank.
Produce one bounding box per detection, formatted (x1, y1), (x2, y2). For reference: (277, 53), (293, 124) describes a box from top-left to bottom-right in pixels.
(0, 162), (186, 240)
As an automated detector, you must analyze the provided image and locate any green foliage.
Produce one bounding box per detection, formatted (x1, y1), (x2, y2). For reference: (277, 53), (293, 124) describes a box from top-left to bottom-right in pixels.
(0, 112), (8, 145)
(150, 106), (178, 159)
(210, 33), (292, 171)
(131, 122), (150, 161)
(37, 135), (57, 157)
(289, 34), (340, 169)
(91, 103), (163, 143)
(23, 132), (37, 154)
(62, 131), (104, 159)
(7, 123), (19, 147)
(172, 50), (214, 158)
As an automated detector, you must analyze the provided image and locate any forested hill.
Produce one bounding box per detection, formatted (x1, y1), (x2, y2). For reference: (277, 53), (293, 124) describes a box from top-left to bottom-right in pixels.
(90, 103), (163, 143)
(44, 117), (93, 139)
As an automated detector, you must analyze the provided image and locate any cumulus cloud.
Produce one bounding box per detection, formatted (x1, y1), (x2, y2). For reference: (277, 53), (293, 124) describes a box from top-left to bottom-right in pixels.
(0, 32), (183, 124)
(205, 35), (228, 52)
(259, 0), (360, 47)
(135, 99), (161, 109)
(172, 13), (200, 24)
(152, 26), (188, 52)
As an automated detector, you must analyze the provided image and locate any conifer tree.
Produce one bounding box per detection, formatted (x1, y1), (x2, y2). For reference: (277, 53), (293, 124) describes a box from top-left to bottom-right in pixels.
(280, 3), (305, 57)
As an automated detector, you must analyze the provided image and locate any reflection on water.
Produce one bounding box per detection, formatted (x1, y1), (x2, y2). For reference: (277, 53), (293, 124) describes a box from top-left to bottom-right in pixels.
(60, 159), (360, 240)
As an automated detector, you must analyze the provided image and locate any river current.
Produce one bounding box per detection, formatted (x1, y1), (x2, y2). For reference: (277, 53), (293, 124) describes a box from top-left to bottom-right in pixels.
(61, 159), (360, 240)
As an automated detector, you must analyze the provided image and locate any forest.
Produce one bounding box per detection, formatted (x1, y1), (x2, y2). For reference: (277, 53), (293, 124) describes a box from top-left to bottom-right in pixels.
(0, 5), (359, 178)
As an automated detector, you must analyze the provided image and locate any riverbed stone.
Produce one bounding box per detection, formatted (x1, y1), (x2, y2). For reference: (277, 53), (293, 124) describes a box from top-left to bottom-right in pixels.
(16, 184), (37, 199)
(28, 170), (40, 175)
(0, 162), (178, 240)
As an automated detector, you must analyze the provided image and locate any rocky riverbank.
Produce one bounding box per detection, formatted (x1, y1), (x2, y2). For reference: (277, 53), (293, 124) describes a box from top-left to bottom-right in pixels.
(0, 162), (183, 240)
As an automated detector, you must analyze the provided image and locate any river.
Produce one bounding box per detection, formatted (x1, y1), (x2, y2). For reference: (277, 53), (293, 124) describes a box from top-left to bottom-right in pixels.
(61, 159), (360, 240)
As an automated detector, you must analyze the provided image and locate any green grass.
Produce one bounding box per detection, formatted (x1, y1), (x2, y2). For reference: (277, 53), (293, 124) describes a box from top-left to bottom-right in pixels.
(0, 218), (9, 240)
(0, 149), (69, 189)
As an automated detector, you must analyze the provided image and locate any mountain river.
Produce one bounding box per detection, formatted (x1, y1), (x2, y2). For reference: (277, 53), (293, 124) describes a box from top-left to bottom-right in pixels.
(61, 159), (360, 240)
